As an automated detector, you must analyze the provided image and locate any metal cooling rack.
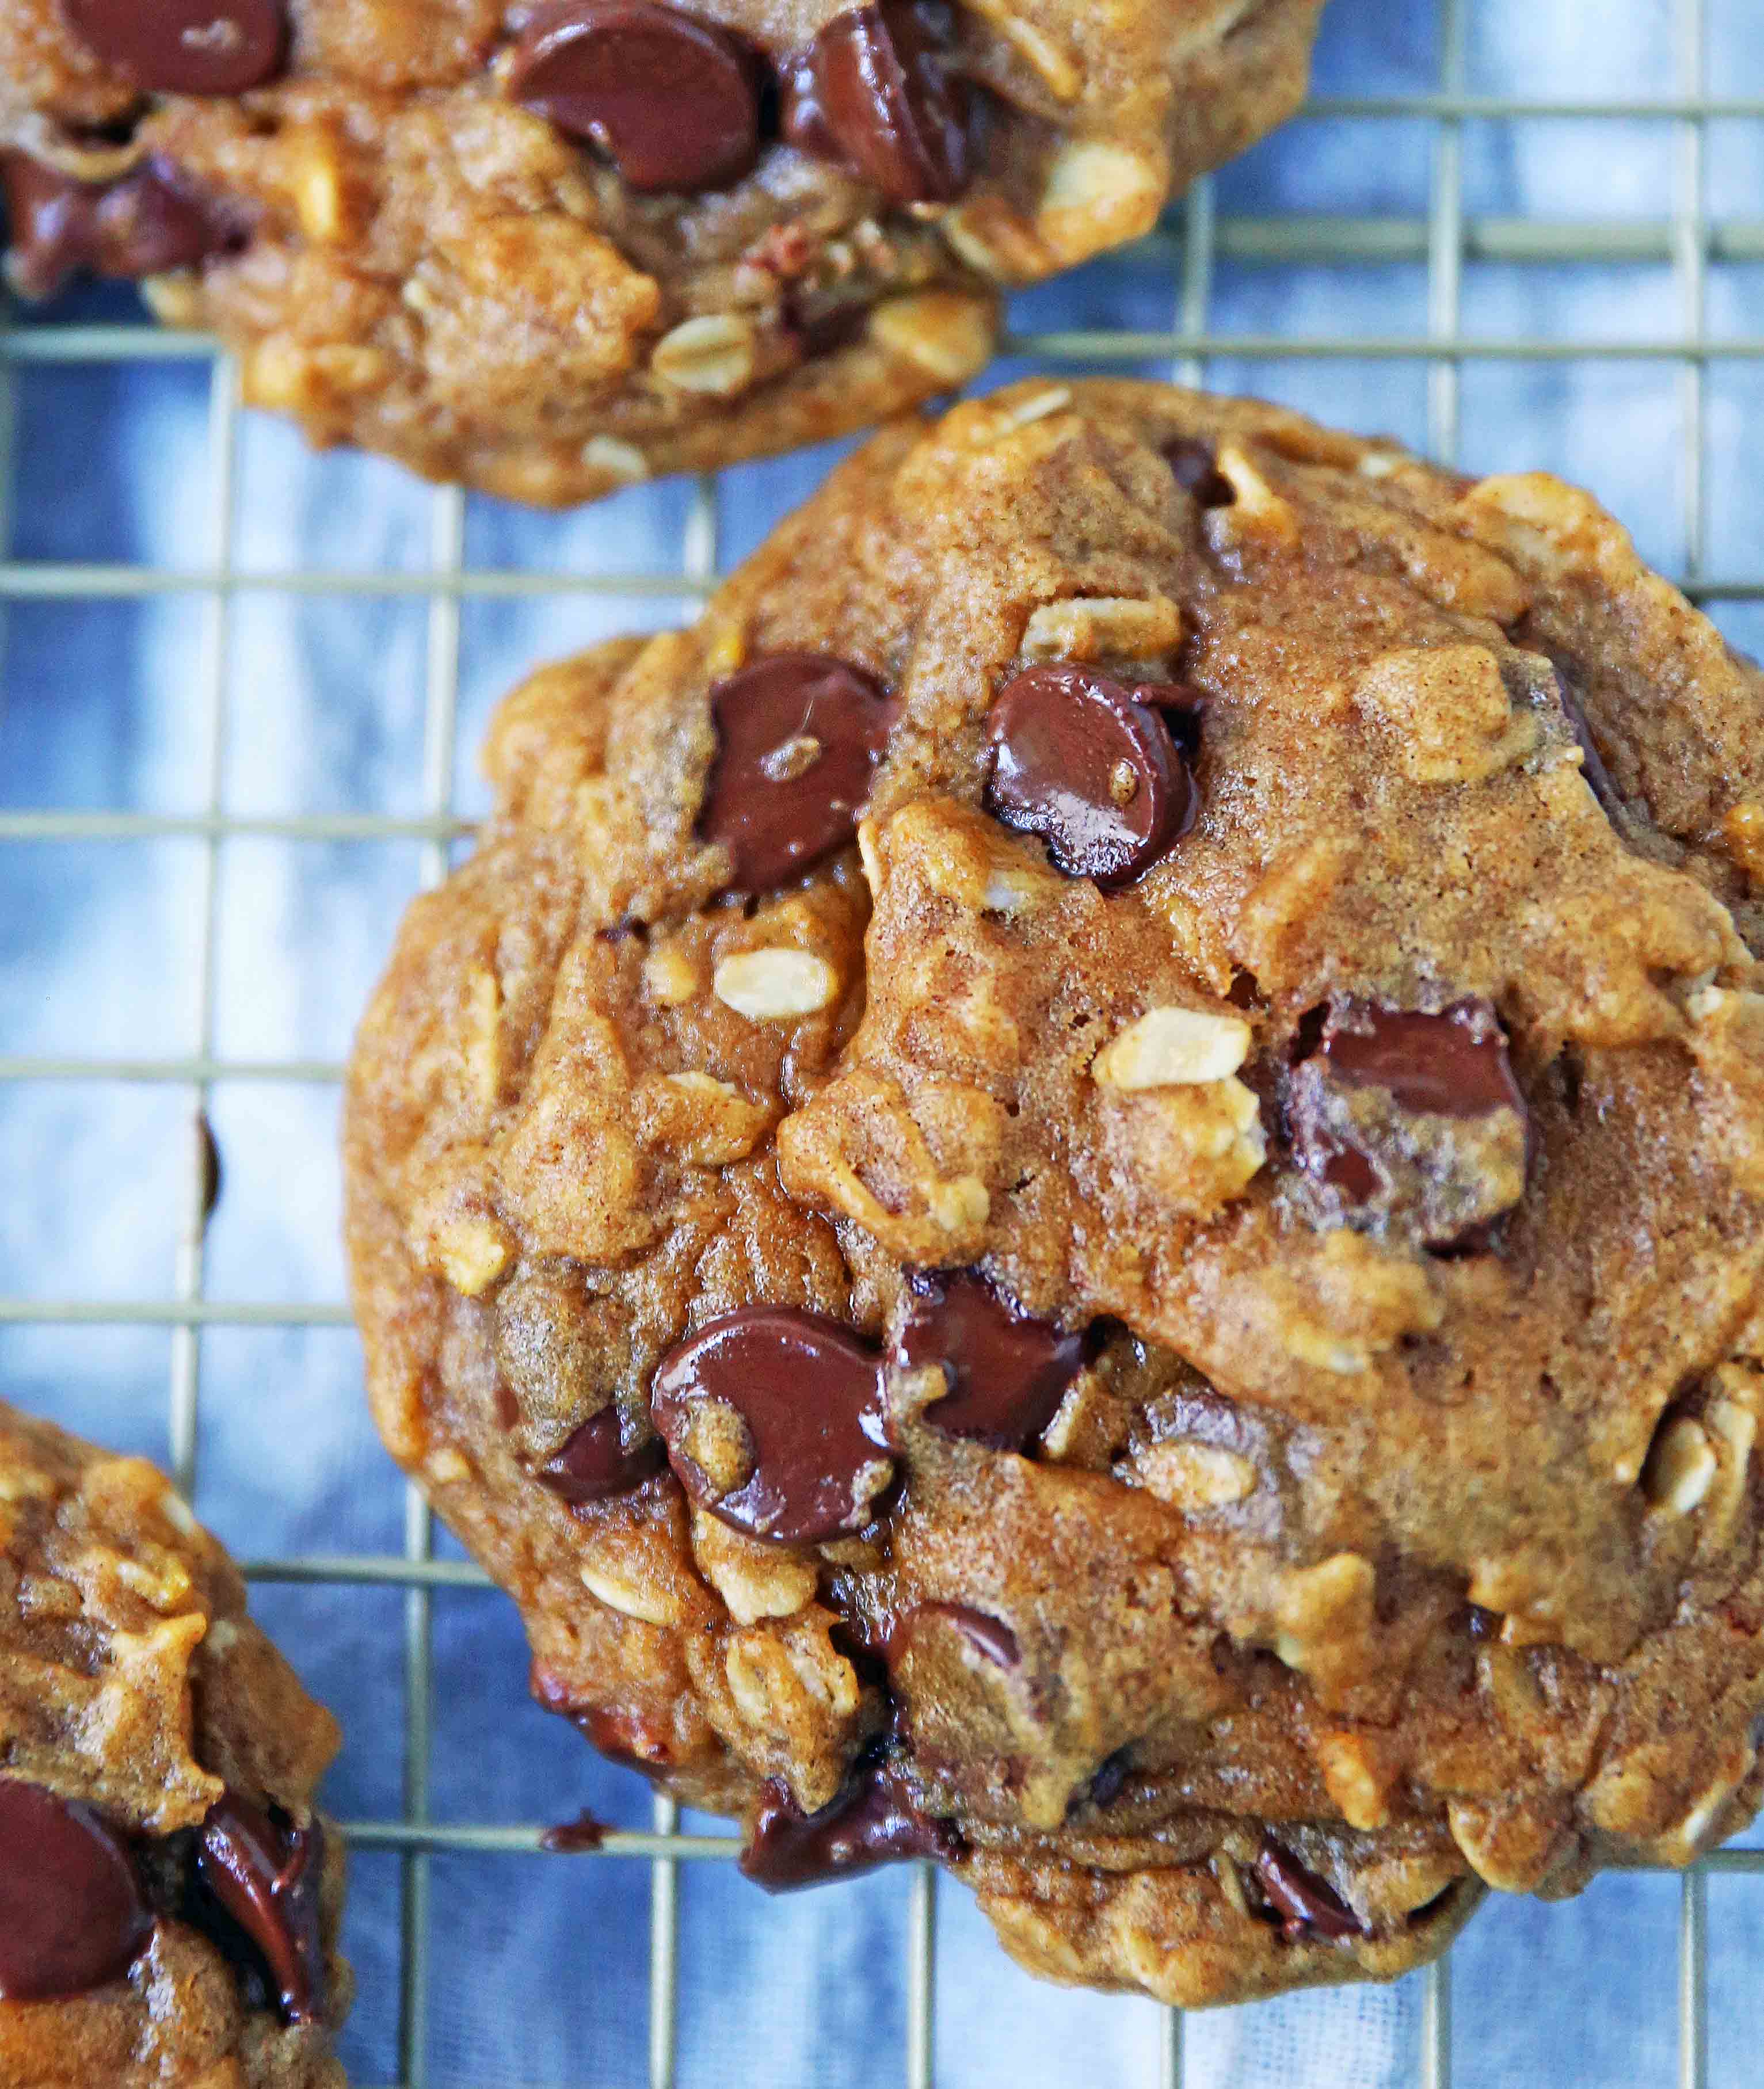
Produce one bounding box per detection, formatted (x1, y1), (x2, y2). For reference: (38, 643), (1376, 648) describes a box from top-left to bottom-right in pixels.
(3, 0), (1762, 2081)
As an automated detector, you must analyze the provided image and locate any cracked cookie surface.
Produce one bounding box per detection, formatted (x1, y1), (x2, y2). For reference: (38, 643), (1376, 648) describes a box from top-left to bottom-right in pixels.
(343, 378), (1764, 2006)
(0, 1401), (350, 2087)
(0, 0), (1320, 502)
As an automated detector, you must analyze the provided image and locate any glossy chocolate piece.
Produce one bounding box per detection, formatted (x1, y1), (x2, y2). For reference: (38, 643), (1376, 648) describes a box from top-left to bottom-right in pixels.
(1316, 998), (1522, 1121)
(699, 652), (896, 893)
(896, 1268), (1084, 1451)
(780, 2), (968, 204)
(985, 666), (1197, 889)
(650, 1306), (892, 1542)
(3, 150), (244, 300)
(536, 1406), (665, 1504)
(0, 1780), (152, 2000)
(63, 0), (287, 94)
(741, 1756), (960, 1888)
(195, 1795), (327, 2025)
(894, 1599), (1020, 1669)
(507, 0), (763, 194)
(1255, 1838), (1367, 1942)
(1549, 660), (1625, 823)
(1163, 434), (1236, 508)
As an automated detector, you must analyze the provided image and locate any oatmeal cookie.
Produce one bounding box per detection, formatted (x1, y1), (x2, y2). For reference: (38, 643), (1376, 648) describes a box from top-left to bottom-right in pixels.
(0, 1401), (350, 2087)
(343, 378), (1764, 2006)
(0, 0), (1320, 504)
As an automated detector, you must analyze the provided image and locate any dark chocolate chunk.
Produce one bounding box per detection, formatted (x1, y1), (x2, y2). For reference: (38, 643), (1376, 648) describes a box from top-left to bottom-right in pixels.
(194, 1795), (327, 2025)
(1548, 661), (1625, 824)
(1254, 1838), (1366, 1942)
(1287, 997), (1527, 1248)
(893, 1599), (1020, 1670)
(2, 150), (245, 300)
(1083, 1745), (1133, 1813)
(699, 653), (896, 893)
(540, 1809), (609, 1853)
(536, 1406), (664, 1504)
(0, 1781), (152, 2001)
(1163, 435), (1235, 508)
(507, 0), (763, 194)
(741, 1756), (961, 1889)
(985, 665), (1197, 890)
(63, 0), (287, 94)
(650, 1306), (891, 1542)
(780, 2), (967, 204)
(895, 1267), (1085, 1451)
(1315, 998), (1523, 1121)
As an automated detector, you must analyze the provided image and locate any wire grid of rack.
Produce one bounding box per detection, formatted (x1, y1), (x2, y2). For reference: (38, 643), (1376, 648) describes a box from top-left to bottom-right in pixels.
(4, 0), (1764, 2081)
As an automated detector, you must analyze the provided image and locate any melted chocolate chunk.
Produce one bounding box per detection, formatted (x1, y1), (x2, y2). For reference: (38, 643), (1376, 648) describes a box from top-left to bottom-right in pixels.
(699, 653), (896, 893)
(1082, 1745), (1134, 1813)
(1254, 1838), (1367, 1942)
(64, 0), (287, 94)
(650, 1306), (892, 1542)
(985, 666), (1197, 890)
(194, 1796), (327, 2025)
(781, 2), (967, 204)
(540, 1809), (609, 1853)
(1549, 661), (1625, 824)
(893, 1599), (1020, 1670)
(1163, 435), (1235, 509)
(1316, 999), (1523, 1120)
(507, 0), (763, 194)
(0, 1780), (153, 2001)
(3, 150), (246, 300)
(536, 1406), (665, 1504)
(741, 1756), (961, 1888)
(1287, 997), (1527, 1248)
(896, 1267), (1085, 1451)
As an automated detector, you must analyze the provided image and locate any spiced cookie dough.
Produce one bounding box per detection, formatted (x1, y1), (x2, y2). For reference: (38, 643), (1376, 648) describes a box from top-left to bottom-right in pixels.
(0, 1401), (350, 2087)
(343, 378), (1764, 2006)
(0, 0), (1320, 504)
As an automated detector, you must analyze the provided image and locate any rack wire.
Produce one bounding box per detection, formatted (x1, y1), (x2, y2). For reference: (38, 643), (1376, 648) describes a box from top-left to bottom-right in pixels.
(3, 0), (1762, 2080)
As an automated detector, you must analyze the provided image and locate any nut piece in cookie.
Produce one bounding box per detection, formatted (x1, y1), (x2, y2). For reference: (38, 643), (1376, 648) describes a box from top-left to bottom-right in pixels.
(344, 379), (1764, 2012)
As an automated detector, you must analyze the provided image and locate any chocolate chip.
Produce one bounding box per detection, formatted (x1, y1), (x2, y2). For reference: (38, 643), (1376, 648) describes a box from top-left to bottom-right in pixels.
(1548, 661), (1625, 824)
(2, 150), (245, 300)
(539, 1809), (609, 1853)
(1254, 1838), (1366, 1942)
(650, 1306), (892, 1542)
(195, 1110), (224, 1228)
(507, 0), (763, 195)
(781, 1), (967, 204)
(194, 1795), (327, 2025)
(1315, 998), (1523, 1120)
(894, 1268), (1084, 1451)
(1287, 997), (1527, 1248)
(63, 0), (287, 94)
(536, 1407), (665, 1505)
(1083, 1745), (1133, 1812)
(893, 1599), (1020, 1670)
(0, 1781), (152, 2000)
(741, 1755), (961, 1889)
(985, 666), (1197, 890)
(699, 653), (896, 894)
(1163, 436), (1235, 509)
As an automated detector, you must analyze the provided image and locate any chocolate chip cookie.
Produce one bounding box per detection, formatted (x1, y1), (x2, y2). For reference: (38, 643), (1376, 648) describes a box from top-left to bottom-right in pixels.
(342, 378), (1764, 2006)
(0, 0), (1321, 504)
(0, 1400), (350, 2086)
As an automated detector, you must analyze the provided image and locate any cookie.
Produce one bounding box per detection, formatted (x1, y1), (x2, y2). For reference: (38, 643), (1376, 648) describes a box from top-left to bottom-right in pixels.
(0, 1401), (350, 2086)
(342, 377), (1764, 2007)
(0, 0), (1321, 503)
